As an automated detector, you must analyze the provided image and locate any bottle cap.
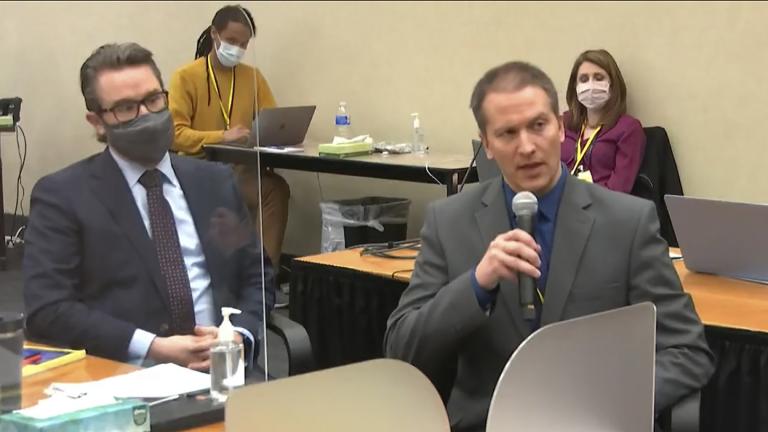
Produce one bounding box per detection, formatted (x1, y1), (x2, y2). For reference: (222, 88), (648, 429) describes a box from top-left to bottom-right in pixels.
(411, 112), (420, 128)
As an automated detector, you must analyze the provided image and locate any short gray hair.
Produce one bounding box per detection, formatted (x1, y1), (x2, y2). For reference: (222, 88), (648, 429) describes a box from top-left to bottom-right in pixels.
(470, 61), (559, 133)
(79, 42), (164, 112)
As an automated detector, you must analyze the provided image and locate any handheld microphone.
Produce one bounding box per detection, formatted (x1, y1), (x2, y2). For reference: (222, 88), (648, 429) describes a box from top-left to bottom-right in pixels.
(511, 191), (538, 321)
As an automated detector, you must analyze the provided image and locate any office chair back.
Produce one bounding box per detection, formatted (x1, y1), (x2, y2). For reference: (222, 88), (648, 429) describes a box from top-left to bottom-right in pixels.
(471, 139), (501, 182)
(631, 126), (683, 246)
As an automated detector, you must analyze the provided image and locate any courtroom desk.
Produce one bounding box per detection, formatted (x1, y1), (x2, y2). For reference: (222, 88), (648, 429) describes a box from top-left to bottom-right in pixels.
(204, 142), (478, 196)
(21, 355), (138, 409)
(674, 260), (768, 333)
(674, 260), (768, 432)
(290, 248), (414, 369)
(21, 354), (225, 432)
(290, 248), (768, 432)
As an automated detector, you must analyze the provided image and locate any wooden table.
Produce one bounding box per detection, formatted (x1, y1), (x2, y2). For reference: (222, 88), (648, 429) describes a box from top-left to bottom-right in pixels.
(295, 247), (415, 283)
(674, 260), (768, 332)
(21, 355), (137, 409)
(204, 142), (478, 196)
(295, 247), (768, 333)
(20, 355), (223, 431)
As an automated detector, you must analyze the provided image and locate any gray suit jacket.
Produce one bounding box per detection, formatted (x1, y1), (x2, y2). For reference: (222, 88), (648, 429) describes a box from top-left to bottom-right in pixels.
(384, 175), (714, 432)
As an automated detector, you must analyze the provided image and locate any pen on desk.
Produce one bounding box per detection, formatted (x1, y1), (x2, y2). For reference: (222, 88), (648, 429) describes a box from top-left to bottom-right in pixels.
(148, 394), (180, 407)
(22, 353), (42, 366)
(184, 388), (211, 398)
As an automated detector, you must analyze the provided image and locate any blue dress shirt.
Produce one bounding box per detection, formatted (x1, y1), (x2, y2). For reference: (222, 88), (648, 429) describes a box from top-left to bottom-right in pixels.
(471, 164), (568, 322)
(110, 148), (254, 364)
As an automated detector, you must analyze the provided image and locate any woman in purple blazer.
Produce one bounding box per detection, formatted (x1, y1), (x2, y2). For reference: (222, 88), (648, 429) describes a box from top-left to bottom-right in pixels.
(561, 49), (646, 193)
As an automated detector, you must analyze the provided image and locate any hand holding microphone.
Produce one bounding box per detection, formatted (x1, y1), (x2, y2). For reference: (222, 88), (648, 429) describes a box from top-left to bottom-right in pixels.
(511, 192), (538, 320)
(475, 191), (541, 320)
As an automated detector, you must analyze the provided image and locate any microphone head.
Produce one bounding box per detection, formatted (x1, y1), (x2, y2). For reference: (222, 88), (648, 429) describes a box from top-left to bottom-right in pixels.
(512, 191), (538, 217)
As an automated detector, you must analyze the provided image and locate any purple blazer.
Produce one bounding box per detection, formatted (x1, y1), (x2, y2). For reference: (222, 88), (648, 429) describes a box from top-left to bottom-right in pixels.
(561, 112), (646, 193)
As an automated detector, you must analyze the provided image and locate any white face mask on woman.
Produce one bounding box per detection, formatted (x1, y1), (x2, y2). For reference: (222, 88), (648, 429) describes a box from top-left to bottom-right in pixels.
(215, 40), (246, 68)
(576, 80), (610, 110)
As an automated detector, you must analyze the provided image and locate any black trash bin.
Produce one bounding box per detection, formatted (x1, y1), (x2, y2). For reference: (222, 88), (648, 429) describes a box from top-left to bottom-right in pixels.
(320, 197), (411, 252)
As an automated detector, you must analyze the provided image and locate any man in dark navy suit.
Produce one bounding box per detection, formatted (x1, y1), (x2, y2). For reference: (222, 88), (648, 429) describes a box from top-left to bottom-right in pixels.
(24, 42), (274, 371)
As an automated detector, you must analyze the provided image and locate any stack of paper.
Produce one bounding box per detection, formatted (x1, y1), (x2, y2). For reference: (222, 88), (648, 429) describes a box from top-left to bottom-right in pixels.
(47, 363), (210, 399)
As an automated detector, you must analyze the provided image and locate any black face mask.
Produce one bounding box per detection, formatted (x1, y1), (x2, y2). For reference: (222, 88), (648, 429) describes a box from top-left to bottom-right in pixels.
(105, 110), (173, 166)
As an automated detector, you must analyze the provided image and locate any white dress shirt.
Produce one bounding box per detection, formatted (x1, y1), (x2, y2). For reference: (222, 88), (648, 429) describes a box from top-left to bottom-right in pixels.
(109, 148), (253, 364)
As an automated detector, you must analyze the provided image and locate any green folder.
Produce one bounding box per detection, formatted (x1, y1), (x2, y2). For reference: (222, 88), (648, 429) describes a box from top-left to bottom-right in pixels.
(318, 142), (373, 158)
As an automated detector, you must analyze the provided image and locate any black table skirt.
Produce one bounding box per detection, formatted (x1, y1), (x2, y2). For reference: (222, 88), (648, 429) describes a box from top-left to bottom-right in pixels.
(701, 327), (768, 431)
(290, 260), (406, 369)
(290, 260), (768, 431)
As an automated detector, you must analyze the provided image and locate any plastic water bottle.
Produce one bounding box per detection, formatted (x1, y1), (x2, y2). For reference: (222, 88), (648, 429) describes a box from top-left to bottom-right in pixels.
(335, 101), (351, 139)
(411, 112), (426, 154)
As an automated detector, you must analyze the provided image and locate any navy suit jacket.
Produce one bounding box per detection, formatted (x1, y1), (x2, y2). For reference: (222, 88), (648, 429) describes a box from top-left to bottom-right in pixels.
(24, 149), (275, 362)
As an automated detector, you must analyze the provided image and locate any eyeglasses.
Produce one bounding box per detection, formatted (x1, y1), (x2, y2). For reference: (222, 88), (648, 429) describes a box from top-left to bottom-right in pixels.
(99, 90), (169, 123)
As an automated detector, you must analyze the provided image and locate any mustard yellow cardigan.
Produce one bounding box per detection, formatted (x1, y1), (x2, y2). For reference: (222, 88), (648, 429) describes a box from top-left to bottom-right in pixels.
(168, 56), (277, 157)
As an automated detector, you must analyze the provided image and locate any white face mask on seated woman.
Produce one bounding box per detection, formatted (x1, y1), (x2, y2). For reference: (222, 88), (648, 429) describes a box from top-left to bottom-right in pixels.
(576, 80), (610, 110)
(215, 40), (246, 68)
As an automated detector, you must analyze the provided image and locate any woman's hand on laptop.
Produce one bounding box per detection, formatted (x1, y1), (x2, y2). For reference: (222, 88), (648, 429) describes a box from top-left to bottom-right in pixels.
(223, 125), (250, 144)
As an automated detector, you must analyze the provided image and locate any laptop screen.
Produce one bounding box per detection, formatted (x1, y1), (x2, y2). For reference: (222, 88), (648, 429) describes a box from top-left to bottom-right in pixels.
(249, 105), (316, 147)
(665, 194), (768, 283)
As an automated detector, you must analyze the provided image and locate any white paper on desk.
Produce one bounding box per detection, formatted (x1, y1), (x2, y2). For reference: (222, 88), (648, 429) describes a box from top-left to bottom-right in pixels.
(332, 134), (372, 144)
(258, 145), (304, 153)
(51, 363), (210, 400)
(669, 250), (683, 260)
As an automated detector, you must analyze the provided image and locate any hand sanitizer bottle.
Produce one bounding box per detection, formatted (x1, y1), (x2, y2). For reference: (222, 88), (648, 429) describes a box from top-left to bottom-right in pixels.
(411, 112), (426, 154)
(210, 307), (245, 403)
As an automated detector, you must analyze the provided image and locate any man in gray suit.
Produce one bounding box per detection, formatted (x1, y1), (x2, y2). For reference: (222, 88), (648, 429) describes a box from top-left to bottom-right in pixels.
(384, 61), (714, 432)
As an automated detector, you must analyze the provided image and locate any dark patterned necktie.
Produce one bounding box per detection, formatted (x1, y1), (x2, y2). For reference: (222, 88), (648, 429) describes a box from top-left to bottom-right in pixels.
(139, 169), (196, 334)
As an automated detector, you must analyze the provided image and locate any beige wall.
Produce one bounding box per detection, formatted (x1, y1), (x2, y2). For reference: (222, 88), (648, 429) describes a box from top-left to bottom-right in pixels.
(1, 1), (767, 256)
(0, 0), (217, 228)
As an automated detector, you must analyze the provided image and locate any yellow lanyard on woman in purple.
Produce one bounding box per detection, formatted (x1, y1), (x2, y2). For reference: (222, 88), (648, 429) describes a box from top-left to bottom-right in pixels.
(570, 123), (602, 175)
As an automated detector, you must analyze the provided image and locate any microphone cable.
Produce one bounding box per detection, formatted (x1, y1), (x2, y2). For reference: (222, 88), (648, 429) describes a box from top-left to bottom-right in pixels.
(355, 238), (421, 260)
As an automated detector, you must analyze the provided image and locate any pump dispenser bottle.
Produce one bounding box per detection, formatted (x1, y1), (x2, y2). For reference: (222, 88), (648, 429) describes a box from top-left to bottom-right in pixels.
(210, 307), (245, 403)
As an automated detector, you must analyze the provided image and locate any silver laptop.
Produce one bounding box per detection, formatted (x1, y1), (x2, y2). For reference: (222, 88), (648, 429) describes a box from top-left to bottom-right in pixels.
(471, 139), (501, 182)
(665, 194), (768, 283)
(249, 105), (315, 147)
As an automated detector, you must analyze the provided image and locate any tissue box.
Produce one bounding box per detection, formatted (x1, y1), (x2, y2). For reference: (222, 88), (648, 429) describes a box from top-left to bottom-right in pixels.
(318, 142), (373, 158)
(0, 399), (150, 432)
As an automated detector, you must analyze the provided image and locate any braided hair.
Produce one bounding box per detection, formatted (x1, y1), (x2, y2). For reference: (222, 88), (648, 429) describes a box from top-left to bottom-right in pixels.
(195, 4), (256, 106)
(195, 4), (256, 59)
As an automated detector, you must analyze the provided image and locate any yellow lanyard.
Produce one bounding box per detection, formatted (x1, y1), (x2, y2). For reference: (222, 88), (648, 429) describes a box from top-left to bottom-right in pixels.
(207, 55), (235, 129)
(570, 123), (602, 175)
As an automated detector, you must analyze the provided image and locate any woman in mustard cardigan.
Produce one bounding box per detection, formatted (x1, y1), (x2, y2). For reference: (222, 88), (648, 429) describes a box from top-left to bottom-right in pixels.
(169, 4), (289, 269)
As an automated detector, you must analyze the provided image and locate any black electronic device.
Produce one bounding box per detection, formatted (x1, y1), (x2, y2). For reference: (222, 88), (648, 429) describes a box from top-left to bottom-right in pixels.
(0, 97), (22, 131)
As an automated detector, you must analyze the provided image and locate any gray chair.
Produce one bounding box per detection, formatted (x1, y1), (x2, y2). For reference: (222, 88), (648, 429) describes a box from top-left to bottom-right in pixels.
(470, 139), (500, 183)
(659, 391), (702, 432)
(265, 310), (314, 376)
(630, 126), (683, 247)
